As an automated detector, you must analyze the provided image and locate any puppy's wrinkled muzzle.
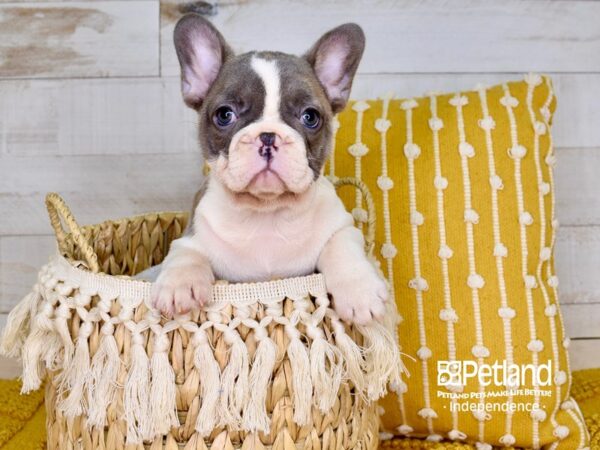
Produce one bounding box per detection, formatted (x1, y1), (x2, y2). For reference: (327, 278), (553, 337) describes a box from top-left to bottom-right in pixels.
(215, 122), (314, 200)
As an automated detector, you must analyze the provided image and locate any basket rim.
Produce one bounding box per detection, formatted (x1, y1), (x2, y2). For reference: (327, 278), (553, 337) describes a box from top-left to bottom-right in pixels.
(51, 252), (328, 307)
(78, 210), (190, 232)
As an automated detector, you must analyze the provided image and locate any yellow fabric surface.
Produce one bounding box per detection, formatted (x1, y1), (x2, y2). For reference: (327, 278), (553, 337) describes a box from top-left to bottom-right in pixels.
(0, 379), (45, 450)
(331, 76), (590, 448)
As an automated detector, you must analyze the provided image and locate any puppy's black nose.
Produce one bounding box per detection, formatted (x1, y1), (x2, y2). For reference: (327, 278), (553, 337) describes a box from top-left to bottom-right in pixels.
(259, 132), (276, 147)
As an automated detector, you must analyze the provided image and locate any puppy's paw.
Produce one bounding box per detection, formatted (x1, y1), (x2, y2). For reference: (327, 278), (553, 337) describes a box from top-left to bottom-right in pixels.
(151, 265), (214, 318)
(328, 266), (388, 325)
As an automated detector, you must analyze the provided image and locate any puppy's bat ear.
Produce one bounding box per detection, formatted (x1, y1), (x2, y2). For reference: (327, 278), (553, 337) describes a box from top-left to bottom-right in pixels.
(304, 23), (365, 113)
(174, 14), (233, 110)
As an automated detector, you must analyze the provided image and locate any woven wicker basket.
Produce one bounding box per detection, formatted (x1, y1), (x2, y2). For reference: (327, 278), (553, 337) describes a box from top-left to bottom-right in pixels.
(1, 178), (403, 450)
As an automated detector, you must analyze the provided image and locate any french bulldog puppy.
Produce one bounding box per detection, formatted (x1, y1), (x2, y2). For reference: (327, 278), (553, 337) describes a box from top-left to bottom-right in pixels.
(151, 14), (388, 325)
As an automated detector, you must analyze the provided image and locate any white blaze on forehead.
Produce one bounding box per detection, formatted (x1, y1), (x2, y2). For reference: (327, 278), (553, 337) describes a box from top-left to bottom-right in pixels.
(251, 56), (281, 120)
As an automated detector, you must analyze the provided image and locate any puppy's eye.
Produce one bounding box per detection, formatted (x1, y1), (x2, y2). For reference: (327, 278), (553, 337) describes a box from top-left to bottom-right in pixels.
(214, 106), (237, 127)
(300, 108), (321, 129)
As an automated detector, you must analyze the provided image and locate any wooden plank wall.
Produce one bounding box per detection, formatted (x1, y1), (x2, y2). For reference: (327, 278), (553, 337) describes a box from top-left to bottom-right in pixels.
(0, 0), (598, 369)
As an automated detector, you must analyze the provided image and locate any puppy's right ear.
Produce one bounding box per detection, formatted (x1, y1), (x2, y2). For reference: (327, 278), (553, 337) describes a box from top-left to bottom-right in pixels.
(174, 14), (233, 110)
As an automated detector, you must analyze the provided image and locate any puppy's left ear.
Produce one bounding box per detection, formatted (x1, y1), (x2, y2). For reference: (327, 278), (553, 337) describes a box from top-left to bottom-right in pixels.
(174, 14), (233, 110)
(304, 23), (365, 113)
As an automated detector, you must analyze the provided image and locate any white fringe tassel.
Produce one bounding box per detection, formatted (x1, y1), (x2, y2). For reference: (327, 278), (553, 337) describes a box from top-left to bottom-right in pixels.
(54, 304), (74, 367)
(0, 288), (42, 358)
(193, 328), (221, 437)
(57, 322), (93, 418)
(124, 331), (151, 444)
(359, 322), (404, 400)
(218, 329), (249, 428)
(332, 320), (367, 396)
(42, 333), (64, 374)
(309, 328), (343, 413)
(86, 323), (121, 428)
(21, 303), (56, 393)
(149, 332), (180, 437)
(286, 329), (313, 426)
(242, 329), (277, 433)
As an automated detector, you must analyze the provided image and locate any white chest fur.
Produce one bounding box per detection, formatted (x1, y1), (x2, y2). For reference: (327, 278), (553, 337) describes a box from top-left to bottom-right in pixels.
(191, 176), (353, 282)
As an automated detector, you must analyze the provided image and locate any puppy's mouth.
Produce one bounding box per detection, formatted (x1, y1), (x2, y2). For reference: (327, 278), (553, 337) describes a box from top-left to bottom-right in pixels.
(225, 180), (302, 210)
(244, 165), (291, 196)
(231, 189), (300, 207)
(216, 164), (310, 210)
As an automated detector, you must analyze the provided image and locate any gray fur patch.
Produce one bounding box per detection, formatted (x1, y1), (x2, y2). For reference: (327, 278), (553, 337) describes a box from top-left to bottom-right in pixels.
(198, 50), (333, 177)
(197, 52), (266, 160)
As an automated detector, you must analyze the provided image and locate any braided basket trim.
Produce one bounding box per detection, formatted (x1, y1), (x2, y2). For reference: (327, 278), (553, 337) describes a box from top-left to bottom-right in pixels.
(50, 252), (328, 308)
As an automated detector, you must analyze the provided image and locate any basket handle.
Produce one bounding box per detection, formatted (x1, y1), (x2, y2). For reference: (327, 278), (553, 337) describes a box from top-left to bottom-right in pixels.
(45, 193), (100, 273)
(331, 177), (377, 256)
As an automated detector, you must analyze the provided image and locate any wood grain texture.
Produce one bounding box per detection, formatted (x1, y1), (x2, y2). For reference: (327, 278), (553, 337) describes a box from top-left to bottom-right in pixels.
(0, 153), (203, 235)
(0, 1), (159, 78)
(569, 339), (600, 371)
(562, 303), (600, 339)
(0, 356), (22, 379)
(554, 148), (600, 226)
(0, 235), (55, 313)
(0, 78), (198, 155)
(0, 0), (151, 2)
(159, 0), (600, 76)
(0, 314), (22, 378)
(1, 73), (599, 157)
(555, 226), (600, 304)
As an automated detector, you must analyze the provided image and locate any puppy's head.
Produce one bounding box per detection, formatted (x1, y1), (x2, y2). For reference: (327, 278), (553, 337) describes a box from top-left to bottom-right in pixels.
(174, 15), (365, 208)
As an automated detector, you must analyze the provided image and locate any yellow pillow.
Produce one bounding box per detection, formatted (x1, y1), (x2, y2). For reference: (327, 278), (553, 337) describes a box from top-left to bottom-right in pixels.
(331, 75), (590, 449)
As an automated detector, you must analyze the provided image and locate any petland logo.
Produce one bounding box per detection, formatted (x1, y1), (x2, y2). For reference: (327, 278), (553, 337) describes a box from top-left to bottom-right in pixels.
(438, 360), (553, 388)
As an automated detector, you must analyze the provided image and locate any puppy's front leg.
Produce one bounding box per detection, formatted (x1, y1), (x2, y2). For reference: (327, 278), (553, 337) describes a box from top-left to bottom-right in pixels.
(151, 236), (214, 317)
(317, 226), (388, 325)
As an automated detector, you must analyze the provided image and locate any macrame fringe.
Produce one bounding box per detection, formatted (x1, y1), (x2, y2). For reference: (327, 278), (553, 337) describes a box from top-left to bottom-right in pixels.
(332, 321), (367, 396)
(218, 331), (249, 428)
(359, 323), (404, 400)
(21, 310), (55, 393)
(382, 297), (407, 390)
(3, 255), (403, 440)
(193, 329), (221, 437)
(86, 325), (121, 428)
(124, 333), (151, 444)
(43, 333), (65, 373)
(0, 289), (42, 358)
(286, 334), (313, 426)
(57, 323), (93, 418)
(149, 334), (180, 437)
(242, 334), (277, 433)
(310, 335), (343, 413)
(54, 305), (74, 367)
